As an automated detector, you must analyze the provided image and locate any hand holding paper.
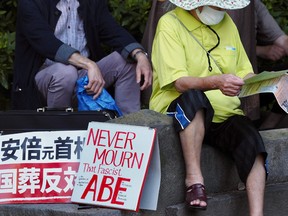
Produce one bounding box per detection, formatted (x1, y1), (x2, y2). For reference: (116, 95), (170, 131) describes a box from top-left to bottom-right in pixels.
(239, 70), (288, 113)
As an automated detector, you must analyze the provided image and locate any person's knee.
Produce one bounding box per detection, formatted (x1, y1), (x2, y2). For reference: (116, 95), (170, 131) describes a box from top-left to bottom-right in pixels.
(51, 64), (78, 89)
(111, 52), (136, 78)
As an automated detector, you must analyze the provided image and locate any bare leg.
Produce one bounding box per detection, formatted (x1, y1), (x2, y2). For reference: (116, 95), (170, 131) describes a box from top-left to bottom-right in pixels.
(246, 155), (266, 216)
(179, 109), (206, 208)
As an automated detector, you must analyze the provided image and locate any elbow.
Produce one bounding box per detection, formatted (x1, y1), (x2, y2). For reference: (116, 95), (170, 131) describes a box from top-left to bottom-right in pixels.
(174, 80), (186, 93)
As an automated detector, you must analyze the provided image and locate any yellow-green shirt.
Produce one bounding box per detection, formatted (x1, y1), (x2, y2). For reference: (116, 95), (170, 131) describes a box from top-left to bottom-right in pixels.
(149, 7), (253, 123)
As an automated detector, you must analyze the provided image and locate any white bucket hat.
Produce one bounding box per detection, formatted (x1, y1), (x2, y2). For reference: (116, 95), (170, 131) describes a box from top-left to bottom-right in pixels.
(169, 0), (250, 10)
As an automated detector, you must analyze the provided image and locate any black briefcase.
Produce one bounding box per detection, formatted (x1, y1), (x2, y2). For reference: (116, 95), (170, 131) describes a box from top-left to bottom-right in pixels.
(0, 107), (118, 135)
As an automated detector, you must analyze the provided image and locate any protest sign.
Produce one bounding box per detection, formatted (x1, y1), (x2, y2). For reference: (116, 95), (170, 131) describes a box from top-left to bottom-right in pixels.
(138, 136), (160, 211)
(71, 122), (157, 212)
(0, 130), (86, 204)
(239, 70), (288, 113)
(0, 124), (160, 210)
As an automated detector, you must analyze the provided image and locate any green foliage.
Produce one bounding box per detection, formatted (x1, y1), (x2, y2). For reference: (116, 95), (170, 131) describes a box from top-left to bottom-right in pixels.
(262, 0), (288, 33)
(0, 0), (17, 109)
(0, 32), (15, 89)
(0, 0), (17, 90)
(108, 0), (151, 42)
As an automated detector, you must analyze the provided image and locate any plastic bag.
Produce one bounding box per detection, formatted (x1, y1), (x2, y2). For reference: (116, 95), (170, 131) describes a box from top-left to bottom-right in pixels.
(76, 75), (123, 116)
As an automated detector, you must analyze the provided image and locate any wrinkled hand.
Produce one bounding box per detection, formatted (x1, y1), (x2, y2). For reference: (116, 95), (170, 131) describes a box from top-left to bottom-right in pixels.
(135, 54), (152, 91)
(257, 45), (286, 61)
(217, 74), (244, 96)
(274, 34), (288, 56)
(84, 62), (105, 99)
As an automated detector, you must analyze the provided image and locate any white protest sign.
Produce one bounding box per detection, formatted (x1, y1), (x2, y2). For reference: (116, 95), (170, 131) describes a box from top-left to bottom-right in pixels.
(139, 136), (160, 210)
(71, 122), (158, 212)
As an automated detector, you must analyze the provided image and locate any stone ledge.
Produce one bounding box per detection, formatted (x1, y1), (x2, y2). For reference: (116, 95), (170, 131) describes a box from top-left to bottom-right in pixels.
(165, 182), (288, 216)
(0, 109), (287, 216)
(0, 204), (122, 216)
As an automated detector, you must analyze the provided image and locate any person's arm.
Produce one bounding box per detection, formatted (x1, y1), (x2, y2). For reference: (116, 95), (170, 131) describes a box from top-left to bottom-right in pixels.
(131, 49), (152, 90)
(255, 0), (288, 61)
(18, 0), (69, 61)
(68, 53), (105, 99)
(274, 34), (288, 55)
(255, 0), (285, 45)
(174, 75), (244, 97)
(256, 44), (286, 61)
(96, 1), (143, 60)
(95, 1), (152, 91)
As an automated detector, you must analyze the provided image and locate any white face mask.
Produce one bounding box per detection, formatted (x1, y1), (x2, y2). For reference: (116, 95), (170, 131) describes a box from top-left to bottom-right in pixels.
(196, 6), (226, 26)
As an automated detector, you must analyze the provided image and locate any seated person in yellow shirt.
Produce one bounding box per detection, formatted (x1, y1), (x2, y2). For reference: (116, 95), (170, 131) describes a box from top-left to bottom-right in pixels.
(149, 0), (268, 214)
(143, 0), (288, 129)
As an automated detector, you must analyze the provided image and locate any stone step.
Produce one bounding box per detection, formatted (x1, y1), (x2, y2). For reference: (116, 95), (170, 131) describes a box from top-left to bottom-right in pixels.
(0, 203), (142, 216)
(165, 182), (288, 216)
(1, 182), (287, 216)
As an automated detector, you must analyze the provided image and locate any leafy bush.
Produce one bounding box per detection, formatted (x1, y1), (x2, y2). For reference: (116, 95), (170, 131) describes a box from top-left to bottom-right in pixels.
(0, 0), (16, 90)
(108, 0), (151, 42)
(262, 0), (288, 33)
(0, 32), (15, 89)
(0, 0), (17, 109)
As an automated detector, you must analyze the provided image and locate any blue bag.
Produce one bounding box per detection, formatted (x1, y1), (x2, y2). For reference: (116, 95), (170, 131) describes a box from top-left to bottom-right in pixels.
(76, 76), (123, 116)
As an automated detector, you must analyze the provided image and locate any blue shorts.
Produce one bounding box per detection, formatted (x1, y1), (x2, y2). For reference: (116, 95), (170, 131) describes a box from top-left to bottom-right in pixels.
(167, 89), (214, 132)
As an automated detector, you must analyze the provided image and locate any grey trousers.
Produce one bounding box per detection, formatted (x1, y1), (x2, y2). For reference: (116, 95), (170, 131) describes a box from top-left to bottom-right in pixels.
(35, 52), (140, 115)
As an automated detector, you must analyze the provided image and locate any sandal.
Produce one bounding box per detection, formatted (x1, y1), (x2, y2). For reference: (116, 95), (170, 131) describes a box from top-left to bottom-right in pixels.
(185, 183), (207, 210)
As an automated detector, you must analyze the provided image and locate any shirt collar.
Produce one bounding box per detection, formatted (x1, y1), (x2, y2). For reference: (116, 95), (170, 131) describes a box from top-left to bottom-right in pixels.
(174, 7), (202, 31)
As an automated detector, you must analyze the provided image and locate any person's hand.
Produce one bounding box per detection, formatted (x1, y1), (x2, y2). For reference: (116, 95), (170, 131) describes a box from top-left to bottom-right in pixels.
(132, 50), (152, 91)
(85, 61), (105, 99)
(216, 74), (244, 96)
(68, 53), (105, 99)
(256, 44), (286, 61)
(274, 34), (288, 56)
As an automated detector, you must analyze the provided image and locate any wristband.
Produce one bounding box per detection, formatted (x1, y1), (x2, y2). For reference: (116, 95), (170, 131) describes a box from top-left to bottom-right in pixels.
(133, 50), (148, 61)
